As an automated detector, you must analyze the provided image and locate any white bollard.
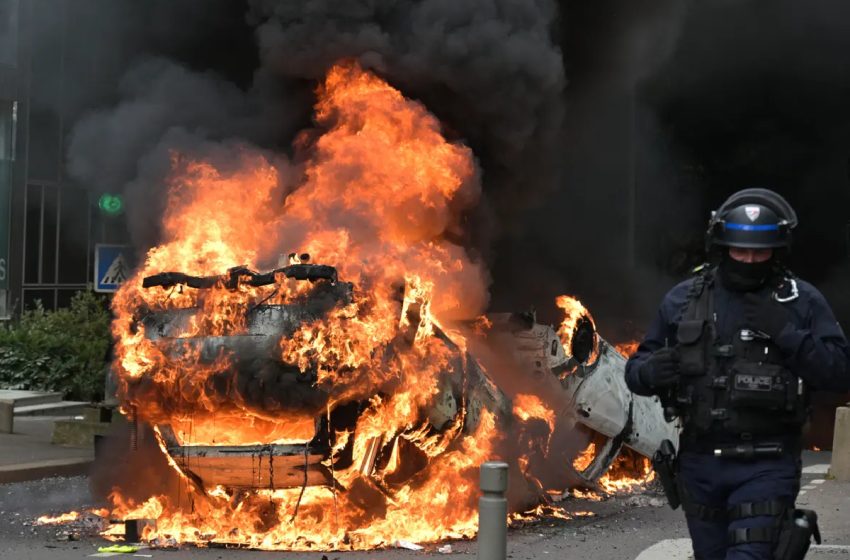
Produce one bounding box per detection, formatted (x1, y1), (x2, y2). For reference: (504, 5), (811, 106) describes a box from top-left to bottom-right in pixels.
(831, 406), (850, 481)
(478, 461), (508, 560)
(0, 400), (13, 434)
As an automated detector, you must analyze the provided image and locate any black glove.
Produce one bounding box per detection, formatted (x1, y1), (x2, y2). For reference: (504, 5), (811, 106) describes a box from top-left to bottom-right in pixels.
(743, 292), (790, 339)
(638, 348), (681, 390)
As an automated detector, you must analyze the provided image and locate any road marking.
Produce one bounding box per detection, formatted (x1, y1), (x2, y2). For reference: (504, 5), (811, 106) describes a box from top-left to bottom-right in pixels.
(802, 485), (817, 490)
(803, 463), (830, 474)
(637, 539), (850, 559)
(812, 479), (825, 485)
(634, 538), (693, 559)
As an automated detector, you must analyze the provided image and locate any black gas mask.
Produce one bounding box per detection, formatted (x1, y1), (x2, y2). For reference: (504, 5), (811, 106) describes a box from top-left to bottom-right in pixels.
(718, 252), (775, 292)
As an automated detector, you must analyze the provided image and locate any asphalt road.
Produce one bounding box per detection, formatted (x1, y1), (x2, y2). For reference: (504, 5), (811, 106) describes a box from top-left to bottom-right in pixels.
(1, 451), (847, 560)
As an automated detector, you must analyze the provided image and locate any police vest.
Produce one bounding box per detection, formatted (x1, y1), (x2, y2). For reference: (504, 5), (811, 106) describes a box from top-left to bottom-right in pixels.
(671, 269), (808, 439)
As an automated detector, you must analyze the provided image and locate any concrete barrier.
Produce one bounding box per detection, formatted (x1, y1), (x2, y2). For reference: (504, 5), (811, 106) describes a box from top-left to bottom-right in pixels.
(478, 462), (508, 560)
(0, 400), (13, 434)
(831, 406), (850, 481)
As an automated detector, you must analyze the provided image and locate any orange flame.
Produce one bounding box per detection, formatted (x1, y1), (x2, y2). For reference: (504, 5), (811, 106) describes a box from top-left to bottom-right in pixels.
(36, 511), (80, 525)
(573, 443), (655, 495)
(555, 295), (598, 364)
(615, 340), (640, 357)
(598, 450), (655, 494)
(513, 394), (556, 435)
(572, 442), (597, 473)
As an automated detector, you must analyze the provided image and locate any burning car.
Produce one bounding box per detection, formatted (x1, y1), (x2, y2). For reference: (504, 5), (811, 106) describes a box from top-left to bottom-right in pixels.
(135, 261), (512, 495)
(122, 259), (676, 519)
(101, 62), (676, 550)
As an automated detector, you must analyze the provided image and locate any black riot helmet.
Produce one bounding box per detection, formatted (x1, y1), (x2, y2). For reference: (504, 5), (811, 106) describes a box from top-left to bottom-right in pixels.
(706, 188), (798, 249)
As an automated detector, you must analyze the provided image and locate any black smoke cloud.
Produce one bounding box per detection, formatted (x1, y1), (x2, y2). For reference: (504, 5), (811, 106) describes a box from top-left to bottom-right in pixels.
(66, 0), (566, 256)
(489, 0), (689, 337)
(643, 0), (850, 327)
(69, 58), (256, 195)
(490, 0), (850, 338)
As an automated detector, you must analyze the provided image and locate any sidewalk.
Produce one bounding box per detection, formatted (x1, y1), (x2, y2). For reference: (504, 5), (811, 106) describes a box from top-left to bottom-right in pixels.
(0, 416), (93, 483)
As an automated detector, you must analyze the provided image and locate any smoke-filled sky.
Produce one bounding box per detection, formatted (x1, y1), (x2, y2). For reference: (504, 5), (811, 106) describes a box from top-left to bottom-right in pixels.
(46, 0), (850, 333)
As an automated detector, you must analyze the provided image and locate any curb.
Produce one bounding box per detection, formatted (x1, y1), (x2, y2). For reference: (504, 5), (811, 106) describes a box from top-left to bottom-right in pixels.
(0, 458), (92, 484)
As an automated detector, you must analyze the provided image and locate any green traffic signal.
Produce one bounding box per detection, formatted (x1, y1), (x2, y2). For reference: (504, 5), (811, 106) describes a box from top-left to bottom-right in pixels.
(98, 193), (124, 216)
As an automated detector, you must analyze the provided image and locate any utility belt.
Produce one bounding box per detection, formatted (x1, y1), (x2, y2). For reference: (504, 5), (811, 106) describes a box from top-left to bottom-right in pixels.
(678, 433), (803, 458)
(653, 439), (821, 559)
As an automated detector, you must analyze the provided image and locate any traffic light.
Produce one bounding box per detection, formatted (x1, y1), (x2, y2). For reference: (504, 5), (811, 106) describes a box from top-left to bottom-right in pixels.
(98, 193), (124, 216)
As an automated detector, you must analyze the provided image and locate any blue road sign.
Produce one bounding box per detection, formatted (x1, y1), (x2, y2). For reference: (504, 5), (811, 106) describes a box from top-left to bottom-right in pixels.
(94, 244), (132, 293)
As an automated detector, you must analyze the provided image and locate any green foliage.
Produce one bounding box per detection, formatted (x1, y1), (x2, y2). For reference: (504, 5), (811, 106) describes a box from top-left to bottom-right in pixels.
(0, 290), (111, 402)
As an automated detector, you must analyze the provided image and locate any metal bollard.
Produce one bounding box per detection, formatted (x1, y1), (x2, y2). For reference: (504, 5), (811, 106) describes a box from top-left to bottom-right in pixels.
(478, 461), (508, 560)
(831, 406), (850, 481)
(0, 400), (13, 434)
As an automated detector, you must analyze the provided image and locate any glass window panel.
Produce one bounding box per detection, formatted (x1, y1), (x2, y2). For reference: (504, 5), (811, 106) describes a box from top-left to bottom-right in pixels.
(0, 101), (14, 291)
(30, 0), (62, 92)
(41, 185), (57, 284)
(24, 184), (41, 283)
(27, 0), (63, 182)
(0, 0), (18, 67)
(26, 107), (61, 182)
(22, 288), (54, 311)
(56, 288), (79, 309)
(0, 99), (14, 159)
(57, 186), (89, 284)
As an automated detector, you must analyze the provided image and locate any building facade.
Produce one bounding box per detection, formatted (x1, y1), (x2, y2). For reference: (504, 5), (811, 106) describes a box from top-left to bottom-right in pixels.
(0, 0), (128, 318)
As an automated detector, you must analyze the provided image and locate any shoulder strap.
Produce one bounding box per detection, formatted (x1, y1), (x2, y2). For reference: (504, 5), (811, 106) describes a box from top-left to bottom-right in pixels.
(681, 267), (715, 322)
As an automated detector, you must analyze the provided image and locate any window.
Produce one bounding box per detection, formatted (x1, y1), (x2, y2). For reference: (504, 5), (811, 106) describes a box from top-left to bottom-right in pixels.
(27, 0), (63, 182)
(22, 288), (54, 311)
(23, 183), (91, 310)
(0, 100), (14, 297)
(57, 187), (89, 283)
(0, 0), (18, 68)
(23, 184), (40, 284)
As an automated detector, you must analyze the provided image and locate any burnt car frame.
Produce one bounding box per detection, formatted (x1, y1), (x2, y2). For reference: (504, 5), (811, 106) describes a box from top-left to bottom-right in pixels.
(124, 263), (677, 498)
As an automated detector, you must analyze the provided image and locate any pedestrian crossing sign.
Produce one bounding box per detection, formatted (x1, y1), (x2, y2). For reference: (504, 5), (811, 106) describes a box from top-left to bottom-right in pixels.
(94, 244), (132, 293)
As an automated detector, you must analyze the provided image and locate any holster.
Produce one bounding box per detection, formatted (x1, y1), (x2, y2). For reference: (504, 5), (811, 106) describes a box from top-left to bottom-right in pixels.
(651, 439), (680, 510)
(774, 509), (821, 560)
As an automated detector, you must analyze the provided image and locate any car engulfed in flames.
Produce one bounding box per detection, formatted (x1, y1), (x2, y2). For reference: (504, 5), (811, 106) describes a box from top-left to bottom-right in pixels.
(136, 261), (511, 495)
(98, 61), (677, 550)
(128, 261), (677, 524)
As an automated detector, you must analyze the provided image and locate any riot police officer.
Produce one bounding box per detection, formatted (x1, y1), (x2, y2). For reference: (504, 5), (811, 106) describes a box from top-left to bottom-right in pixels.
(625, 188), (850, 560)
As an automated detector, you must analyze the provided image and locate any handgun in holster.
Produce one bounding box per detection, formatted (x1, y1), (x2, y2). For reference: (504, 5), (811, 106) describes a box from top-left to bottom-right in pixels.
(774, 508), (821, 560)
(651, 439), (680, 510)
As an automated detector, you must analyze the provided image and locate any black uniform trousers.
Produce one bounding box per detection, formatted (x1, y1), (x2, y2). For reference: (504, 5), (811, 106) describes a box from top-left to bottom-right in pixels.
(679, 450), (801, 560)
